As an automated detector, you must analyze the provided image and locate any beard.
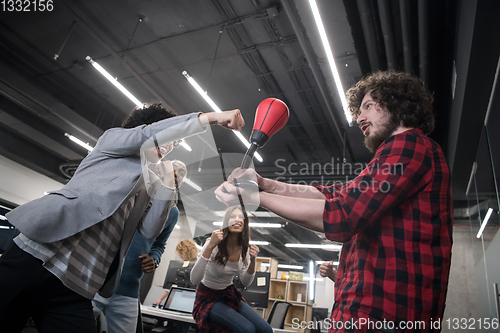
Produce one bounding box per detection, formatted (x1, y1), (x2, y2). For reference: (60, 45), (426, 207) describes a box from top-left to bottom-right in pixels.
(364, 114), (399, 153)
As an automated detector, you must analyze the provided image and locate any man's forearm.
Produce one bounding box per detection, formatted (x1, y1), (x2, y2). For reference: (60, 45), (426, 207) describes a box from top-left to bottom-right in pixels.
(258, 176), (326, 200)
(259, 192), (325, 232)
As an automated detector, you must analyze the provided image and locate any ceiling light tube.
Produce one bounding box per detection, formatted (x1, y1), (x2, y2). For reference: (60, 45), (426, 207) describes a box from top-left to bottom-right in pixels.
(309, 260), (315, 300)
(183, 178), (202, 191)
(65, 133), (94, 152)
(315, 261), (339, 265)
(260, 263), (304, 270)
(182, 71), (263, 162)
(175, 224), (181, 229)
(213, 222), (282, 228)
(477, 208), (494, 238)
(248, 222), (283, 228)
(179, 140), (192, 152)
(249, 241), (270, 245)
(278, 264), (304, 270)
(285, 243), (342, 250)
(0, 215), (7, 221)
(86, 56), (144, 109)
(0, 205), (12, 211)
(308, 0), (352, 125)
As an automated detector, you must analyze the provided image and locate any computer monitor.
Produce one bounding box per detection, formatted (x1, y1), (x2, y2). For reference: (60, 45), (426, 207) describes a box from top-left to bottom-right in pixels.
(163, 260), (196, 289)
(234, 272), (270, 308)
(162, 287), (197, 314)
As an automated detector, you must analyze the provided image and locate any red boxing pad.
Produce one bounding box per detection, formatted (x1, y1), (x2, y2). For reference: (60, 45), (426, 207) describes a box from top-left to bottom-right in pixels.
(250, 98), (289, 147)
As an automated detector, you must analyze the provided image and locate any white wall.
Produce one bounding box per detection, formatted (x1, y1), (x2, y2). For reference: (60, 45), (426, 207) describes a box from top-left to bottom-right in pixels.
(0, 154), (63, 205)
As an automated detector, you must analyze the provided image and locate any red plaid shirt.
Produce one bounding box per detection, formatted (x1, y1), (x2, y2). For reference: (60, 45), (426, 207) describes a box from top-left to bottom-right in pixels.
(315, 129), (453, 332)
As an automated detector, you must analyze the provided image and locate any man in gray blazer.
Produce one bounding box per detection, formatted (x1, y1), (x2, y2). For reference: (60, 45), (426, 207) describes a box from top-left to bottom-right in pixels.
(0, 104), (244, 333)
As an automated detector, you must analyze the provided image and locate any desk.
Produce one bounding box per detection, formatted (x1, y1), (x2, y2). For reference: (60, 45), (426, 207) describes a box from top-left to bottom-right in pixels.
(140, 305), (196, 324)
(140, 305), (296, 333)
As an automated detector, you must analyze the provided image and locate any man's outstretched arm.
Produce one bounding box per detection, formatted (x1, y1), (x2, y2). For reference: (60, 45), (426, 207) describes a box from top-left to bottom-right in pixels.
(214, 180), (325, 233)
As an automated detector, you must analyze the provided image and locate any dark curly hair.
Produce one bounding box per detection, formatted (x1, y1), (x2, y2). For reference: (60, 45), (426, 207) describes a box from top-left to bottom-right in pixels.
(346, 70), (435, 135)
(121, 103), (177, 128)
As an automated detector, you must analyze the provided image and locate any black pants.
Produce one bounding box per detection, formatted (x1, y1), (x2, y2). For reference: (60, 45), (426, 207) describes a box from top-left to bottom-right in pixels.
(0, 243), (97, 333)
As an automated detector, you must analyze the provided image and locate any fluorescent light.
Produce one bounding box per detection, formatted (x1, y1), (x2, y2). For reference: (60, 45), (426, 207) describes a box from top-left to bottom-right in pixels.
(183, 178), (202, 191)
(179, 140), (192, 152)
(278, 264), (304, 270)
(182, 71), (263, 162)
(86, 56), (144, 109)
(260, 262), (304, 269)
(213, 221), (282, 228)
(261, 263), (303, 269)
(309, 260), (315, 300)
(0, 225), (11, 229)
(65, 133), (94, 152)
(308, 0), (351, 125)
(232, 131), (264, 162)
(285, 243), (342, 250)
(477, 208), (494, 238)
(0, 215), (7, 221)
(213, 211), (280, 218)
(315, 261), (339, 265)
(250, 240), (270, 245)
(0, 205), (12, 211)
(248, 222), (282, 228)
(175, 225), (180, 230)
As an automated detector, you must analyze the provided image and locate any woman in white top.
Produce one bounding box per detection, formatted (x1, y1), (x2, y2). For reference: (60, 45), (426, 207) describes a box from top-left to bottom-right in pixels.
(190, 206), (273, 333)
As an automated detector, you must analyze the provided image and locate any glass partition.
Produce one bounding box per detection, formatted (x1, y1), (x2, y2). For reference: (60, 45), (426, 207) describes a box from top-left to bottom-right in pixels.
(470, 126), (500, 328)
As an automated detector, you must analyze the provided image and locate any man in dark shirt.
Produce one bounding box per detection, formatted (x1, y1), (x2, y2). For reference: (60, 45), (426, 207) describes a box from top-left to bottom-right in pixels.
(215, 71), (453, 332)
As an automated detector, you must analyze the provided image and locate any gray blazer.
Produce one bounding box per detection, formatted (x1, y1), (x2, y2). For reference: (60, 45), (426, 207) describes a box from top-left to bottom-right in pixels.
(7, 112), (205, 297)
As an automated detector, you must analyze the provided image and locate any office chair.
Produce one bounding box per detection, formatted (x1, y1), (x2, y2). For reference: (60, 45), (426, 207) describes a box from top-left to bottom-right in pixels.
(310, 307), (329, 333)
(266, 301), (292, 329)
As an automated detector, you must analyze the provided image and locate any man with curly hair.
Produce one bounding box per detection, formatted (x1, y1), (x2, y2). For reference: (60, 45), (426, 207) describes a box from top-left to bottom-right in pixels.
(216, 71), (453, 332)
(0, 103), (244, 333)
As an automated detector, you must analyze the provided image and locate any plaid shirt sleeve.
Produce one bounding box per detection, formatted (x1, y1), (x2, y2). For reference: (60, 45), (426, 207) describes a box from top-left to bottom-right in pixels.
(319, 132), (433, 242)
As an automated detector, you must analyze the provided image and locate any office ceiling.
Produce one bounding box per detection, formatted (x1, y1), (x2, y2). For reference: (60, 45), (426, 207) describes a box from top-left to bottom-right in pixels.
(1, 0), (499, 268)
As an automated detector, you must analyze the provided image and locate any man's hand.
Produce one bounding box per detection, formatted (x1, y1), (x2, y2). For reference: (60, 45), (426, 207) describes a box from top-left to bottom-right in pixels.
(248, 244), (259, 260)
(199, 109), (245, 131)
(227, 167), (262, 186)
(215, 168), (261, 209)
(319, 261), (337, 282)
(155, 160), (175, 188)
(139, 254), (156, 274)
(214, 180), (260, 210)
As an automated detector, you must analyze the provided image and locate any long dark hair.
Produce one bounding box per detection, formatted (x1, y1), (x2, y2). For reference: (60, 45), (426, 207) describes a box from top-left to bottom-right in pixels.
(346, 70), (435, 135)
(214, 206), (250, 267)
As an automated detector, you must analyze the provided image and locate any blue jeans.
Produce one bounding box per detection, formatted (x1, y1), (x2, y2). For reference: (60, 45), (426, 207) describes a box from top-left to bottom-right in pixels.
(208, 300), (273, 333)
(92, 293), (139, 333)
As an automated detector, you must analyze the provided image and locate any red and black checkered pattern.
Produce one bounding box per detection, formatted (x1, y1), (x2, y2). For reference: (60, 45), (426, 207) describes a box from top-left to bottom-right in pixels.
(315, 129), (453, 332)
(192, 282), (246, 333)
